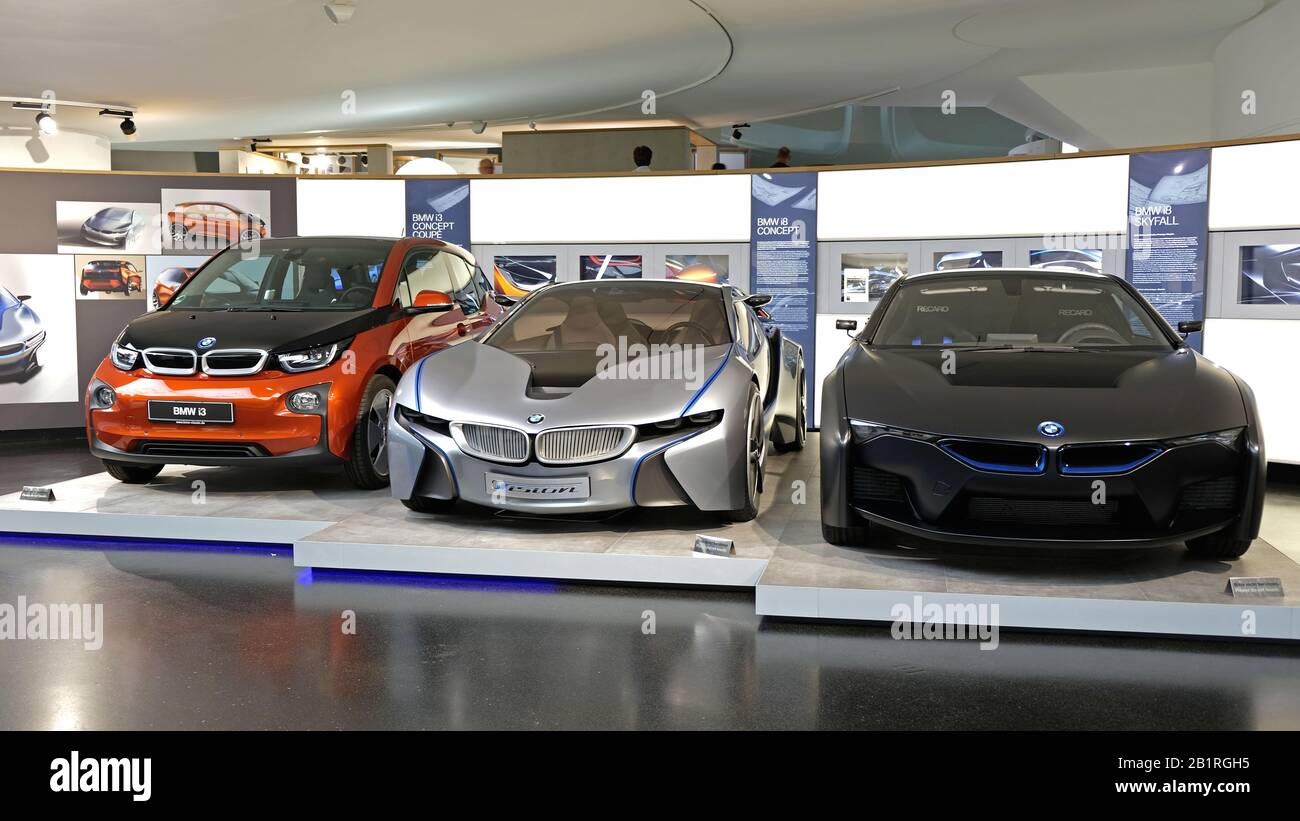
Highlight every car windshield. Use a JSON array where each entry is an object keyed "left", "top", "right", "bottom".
[
  {"left": 166, "top": 239, "right": 394, "bottom": 311},
  {"left": 488, "top": 282, "right": 732, "bottom": 352},
  {"left": 871, "top": 272, "right": 1173, "bottom": 349},
  {"left": 0, "top": 288, "right": 18, "bottom": 309}
]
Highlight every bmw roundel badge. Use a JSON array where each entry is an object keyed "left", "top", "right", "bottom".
[
  {"left": 527, "top": 413, "right": 545, "bottom": 424},
  {"left": 1037, "top": 420, "right": 1064, "bottom": 438},
  {"left": 197, "top": 336, "right": 217, "bottom": 350}
]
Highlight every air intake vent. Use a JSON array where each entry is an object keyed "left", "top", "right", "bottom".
[
  {"left": 535, "top": 425, "right": 633, "bottom": 465},
  {"left": 852, "top": 467, "right": 906, "bottom": 503},
  {"left": 451, "top": 422, "right": 529, "bottom": 464},
  {"left": 137, "top": 441, "right": 266, "bottom": 458},
  {"left": 939, "top": 439, "right": 1045, "bottom": 474},
  {"left": 1179, "top": 476, "right": 1239, "bottom": 510},
  {"left": 1059, "top": 443, "right": 1162, "bottom": 475}
]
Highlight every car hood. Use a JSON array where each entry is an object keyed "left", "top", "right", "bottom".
[
  {"left": 0, "top": 303, "right": 39, "bottom": 345},
  {"left": 119, "top": 307, "right": 389, "bottom": 354},
  {"left": 839, "top": 345, "right": 1248, "bottom": 443},
  {"left": 401, "top": 341, "right": 732, "bottom": 429},
  {"left": 88, "top": 209, "right": 133, "bottom": 230}
]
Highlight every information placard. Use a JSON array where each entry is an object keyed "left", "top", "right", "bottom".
[{"left": 405, "top": 180, "right": 471, "bottom": 246}]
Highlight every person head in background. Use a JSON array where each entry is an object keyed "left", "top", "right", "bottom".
[
  {"left": 478, "top": 158, "right": 495, "bottom": 175},
  {"left": 711, "top": 161, "right": 727, "bottom": 170},
  {"left": 772, "top": 147, "right": 791, "bottom": 168},
  {"left": 633, "top": 145, "right": 653, "bottom": 172}
]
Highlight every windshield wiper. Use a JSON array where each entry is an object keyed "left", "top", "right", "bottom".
[
  {"left": 225, "top": 306, "right": 306, "bottom": 312},
  {"left": 958, "top": 344, "right": 1087, "bottom": 353}
]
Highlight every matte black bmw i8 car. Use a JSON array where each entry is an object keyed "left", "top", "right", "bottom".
[{"left": 821, "top": 268, "right": 1264, "bottom": 558}]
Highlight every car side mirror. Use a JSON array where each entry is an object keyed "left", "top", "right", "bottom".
[
  {"left": 836, "top": 318, "right": 858, "bottom": 337},
  {"left": 493, "top": 293, "right": 518, "bottom": 307},
  {"left": 408, "top": 290, "right": 455, "bottom": 314},
  {"left": 16, "top": 294, "right": 31, "bottom": 302},
  {"left": 1177, "top": 320, "right": 1203, "bottom": 338},
  {"left": 744, "top": 294, "right": 773, "bottom": 308}
]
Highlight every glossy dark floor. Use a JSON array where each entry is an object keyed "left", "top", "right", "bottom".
[{"left": 0, "top": 435, "right": 1298, "bottom": 730}]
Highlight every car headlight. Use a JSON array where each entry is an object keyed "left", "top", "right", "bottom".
[
  {"left": 1165, "top": 428, "right": 1244, "bottom": 450},
  {"left": 110, "top": 341, "right": 140, "bottom": 371},
  {"left": 277, "top": 342, "right": 344, "bottom": 373},
  {"left": 24, "top": 330, "right": 45, "bottom": 350},
  {"left": 849, "top": 420, "right": 940, "bottom": 445}
]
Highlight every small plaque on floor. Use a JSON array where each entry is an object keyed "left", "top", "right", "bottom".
[
  {"left": 20, "top": 486, "right": 55, "bottom": 502},
  {"left": 694, "top": 535, "right": 734, "bottom": 557},
  {"left": 1226, "top": 576, "right": 1284, "bottom": 597}
]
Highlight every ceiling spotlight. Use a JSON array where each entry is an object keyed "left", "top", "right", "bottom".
[
  {"left": 730, "top": 123, "right": 750, "bottom": 141},
  {"left": 323, "top": 1, "right": 356, "bottom": 24},
  {"left": 529, "top": 120, "right": 537, "bottom": 131},
  {"left": 470, "top": 121, "right": 487, "bottom": 135},
  {"left": 119, "top": 118, "right": 136, "bottom": 136},
  {"left": 35, "top": 111, "right": 57, "bottom": 136}
]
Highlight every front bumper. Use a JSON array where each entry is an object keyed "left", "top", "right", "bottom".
[
  {"left": 0, "top": 334, "right": 43, "bottom": 374},
  {"left": 86, "top": 361, "right": 341, "bottom": 467},
  {"left": 841, "top": 432, "right": 1252, "bottom": 548},
  {"left": 389, "top": 408, "right": 726, "bottom": 514},
  {"left": 80, "top": 224, "right": 129, "bottom": 245}
]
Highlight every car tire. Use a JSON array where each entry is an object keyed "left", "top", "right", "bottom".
[
  {"left": 343, "top": 373, "right": 397, "bottom": 490},
  {"left": 169, "top": 223, "right": 187, "bottom": 243},
  {"left": 724, "top": 385, "right": 765, "bottom": 523},
  {"left": 401, "top": 496, "right": 456, "bottom": 514},
  {"left": 102, "top": 461, "right": 163, "bottom": 484},
  {"left": 1185, "top": 532, "right": 1252, "bottom": 559},
  {"left": 822, "top": 522, "right": 871, "bottom": 546},
  {"left": 775, "top": 364, "right": 807, "bottom": 452},
  {"left": 79, "top": 286, "right": 88, "bottom": 296}
]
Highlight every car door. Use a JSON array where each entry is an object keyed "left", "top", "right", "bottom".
[
  {"left": 395, "top": 249, "right": 471, "bottom": 363},
  {"left": 446, "top": 255, "right": 495, "bottom": 338},
  {"left": 735, "top": 299, "right": 771, "bottom": 397}
]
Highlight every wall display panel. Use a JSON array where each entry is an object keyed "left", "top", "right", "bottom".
[
  {"left": 161, "top": 188, "right": 273, "bottom": 252},
  {"left": 1203, "top": 318, "right": 1300, "bottom": 465},
  {"left": 654, "top": 244, "right": 746, "bottom": 290},
  {"left": 0, "top": 255, "right": 78, "bottom": 405},
  {"left": 55, "top": 201, "right": 162, "bottom": 256},
  {"left": 1209, "top": 139, "right": 1300, "bottom": 231},
  {"left": 922, "top": 239, "right": 1017, "bottom": 274},
  {"left": 469, "top": 175, "right": 750, "bottom": 244},
  {"left": 471, "top": 244, "right": 570, "bottom": 295},
  {"left": 816, "top": 241, "right": 920, "bottom": 315},
  {"left": 73, "top": 254, "right": 146, "bottom": 301},
  {"left": 1207, "top": 230, "right": 1300, "bottom": 320},
  {"left": 405, "top": 179, "right": 470, "bottom": 246},
  {"left": 296, "top": 179, "right": 404, "bottom": 238},
  {"left": 145, "top": 254, "right": 210, "bottom": 312},
  {"left": 818, "top": 155, "right": 1129, "bottom": 241},
  {"left": 580, "top": 253, "right": 643, "bottom": 280},
  {"left": 1013, "top": 237, "right": 1125, "bottom": 277}
]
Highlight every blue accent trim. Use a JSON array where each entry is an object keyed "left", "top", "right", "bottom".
[
  {"left": 0, "top": 531, "right": 289, "bottom": 555},
  {"left": 301, "top": 567, "right": 558, "bottom": 592},
  {"left": 413, "top": 355, "right": 429, "bottom": 413},
  {"left": 938, "top": 442, "right": 1047, "bottom": 475},
  {"left": 680, "top": 353, "right": 729, "bottom": 417},
  {"left": 630, "top": 429, "right": 707, "bottom": 505},
  {"left": 1059, "top": 447, "right": 1163, "bottom": 475}
]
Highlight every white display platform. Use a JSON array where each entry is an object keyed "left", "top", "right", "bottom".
[{"left": 1, "top": 450, "right": 1297, "bottom": 641}]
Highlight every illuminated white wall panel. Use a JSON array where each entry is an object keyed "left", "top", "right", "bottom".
[
  {"left": 1203, "top": 318, "right": 1300, "bottom": 465},
  {"left": 818, "top": 155, "right": 1128, "bottom": 240},
  {"left": 296, "top": 179, "right": 405, "bottom": 237},
  {"left": 1209, "top": 140, "right": 1300, "bottom": 230},
  {"left": 470, "top": 175, "right": 750, "bottom": 244}
]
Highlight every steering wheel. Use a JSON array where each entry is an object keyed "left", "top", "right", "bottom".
[
  {"left": 338, "top": 286, "right": 376, "bottom": 306},
  {"left": 1057, "top": 322, "right": 1126, "bottom": 346},
  {"left": 660, "top": 320, "right": 713, "bottom": 344}
]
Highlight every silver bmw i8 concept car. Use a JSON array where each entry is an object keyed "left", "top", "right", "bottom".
[{"left": 389, "top": 279, "right": 806, "bottom": 521}]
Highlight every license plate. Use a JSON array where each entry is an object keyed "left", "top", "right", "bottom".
[
  {"left": 484, "top": 472, "right": 590, "bottom": 501},
  {"left": 147, "top": 400, "right": 234, "bottom": 425}
]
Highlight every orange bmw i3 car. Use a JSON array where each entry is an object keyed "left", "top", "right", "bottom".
[
  {"left": 86, "top": 236, "right": 504, "bottom": 488},
  {"left": 167, "top": 201, "right": 269, "bottom": 246}
]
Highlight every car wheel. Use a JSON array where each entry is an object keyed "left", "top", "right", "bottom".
[
  {"left": 102, "top": 461, "right": 163, "bottom": 484},
  {"left": 343, "top": 374, "right": 396, "bottom": 489},
  {"left": 169, "top": 223, "right": 187, "bottom": 242},
  {"left": 1185, "top": 532, "right": 1252, "bottom": 559},
  {"left": 401, "top": 496, "right": 456, "bottom": 514},
  {"left": 776, "top": 365, "right": 807, "bottom": 452},
  {"left": 822, "top": 522, "right": 871, "bottom": 546},
  {"left": 79, "top": 286, "right": 88, "bottom": 296},
  {"left": 724, "top": 385, "right": 765, "bottom": 522}
]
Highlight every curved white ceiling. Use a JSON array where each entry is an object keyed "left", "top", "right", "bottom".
[{"left": 0, "top": 0, "right": 1276, "bottom": 150}]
